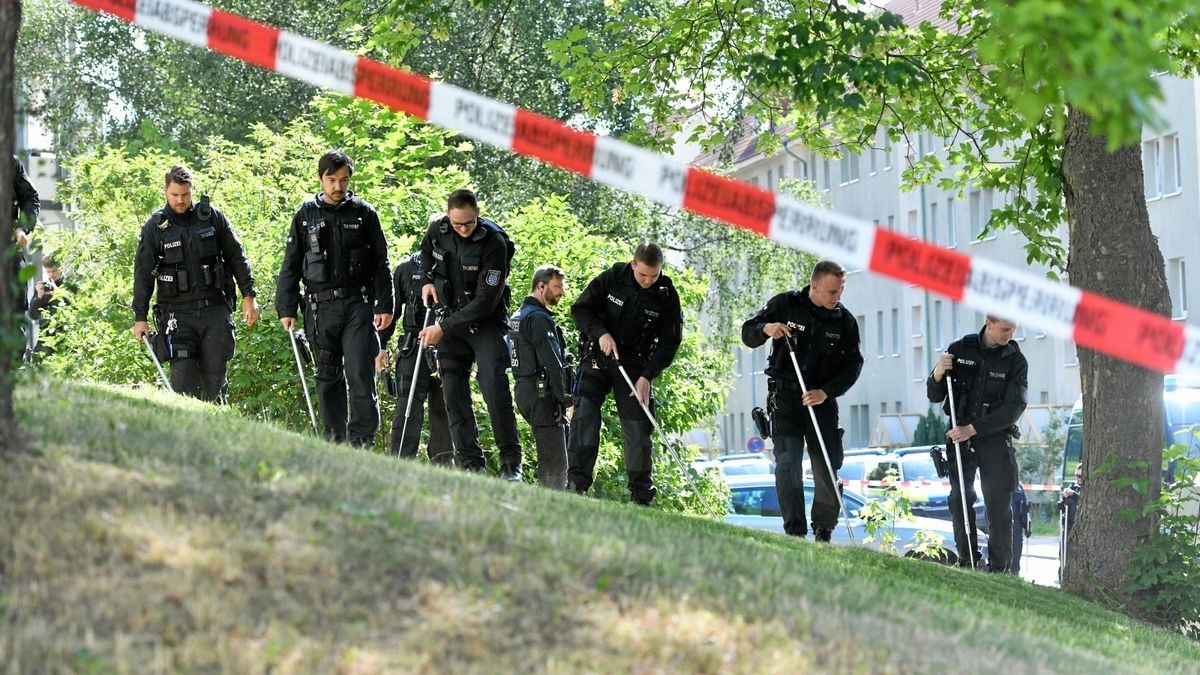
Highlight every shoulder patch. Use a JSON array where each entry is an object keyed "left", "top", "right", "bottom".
[{"left": 486, "top": 269, "right": 501, "bottom": 287}]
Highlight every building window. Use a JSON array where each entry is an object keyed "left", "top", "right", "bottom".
[
  {"left": 1169, "top": 257, "right": 1188, "bottom": 319},
  {"left": 1015, "top": 324, "right": 1027, "bottom": 341},
  {"left": 1040, "top": 391, "right": 1050, "bottom": 404},
  {"left": 946, "top": 198, "right": 958, "bottom": 247},
  {"left": 882, "top": 139, "right": 893, "bottom": 170},
  {"left": 1164, "top": 134, "right": 1182, "bottom": 196},
  {"left": 1144, "top": 138, "right": 1162, "bottom": 200},
  {"left": 870, "top": 146, "right": 879, "bottom": 175},
  {"left": 876, "top": 310, "right": 885, "bottom": 357},
  {"left": 911, "top": 305, "right": 923, "bottom": 338},
  {"left": 750, "top": 176, "right": 760, "bottom": 187},
  {"left": 778, "top": 164, "right": 786, "bottom": 182},
  {"left": 823, "top": 157, "right": 831, "bottom": 192},
  {"left": 934, "top": 300, "right": 944, "bottom": 348},
  {"left": 969, "top": 188, "right": 993, "bottom": 239},
  {"left": 1065, "top": 340, "right": 1079, "bottom": 366},
  {"left": 767, "top": 168, "right": 774, "bottom": 191},
  {"left": 887, "top": 214, "right": 895, "bottom": 231},
  {"left": 907, "top": 209, "right": 919, "bottom": 238},
  {"left": 913, "top": 344, "right": 924, "bottom": 381},
  {"left": 840, "top": 152, "right": 861, "bottom": 185},
  {"left": 951, "top": 303, "right": 961, "bottom": 338},
  {"left": 891, "top": 308, "right": 900, "bottom": 356},
  {"left": 929, "top": 201, "right": 939, "bottom": 245},
  {"left": 882, "top": 401, "right": 888, "bottom": 413},
  {"left": 795, "top": 159, "right": 807, "bottom": 180},
  {"left": 857, "top": 314, "right": 867, "bottom": 355}
]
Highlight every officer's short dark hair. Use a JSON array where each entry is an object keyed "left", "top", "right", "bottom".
[
  {"left": 318, "top": 150, "right": 354, "bottom": 178},
  {"left": 164, "top": 165, "right": 194, "bottom": 187},
  {"left": 531, "top": 265, "right": 565, "bottom": 292},
  {"left": 633, "top": 241, "right": 664, "bottom": 268},
  {"left": 447, "top": 189, "right": 479, "bottom": 212},
  {"left": 810, "top": 260, "right": 847, "bottom": 282}
]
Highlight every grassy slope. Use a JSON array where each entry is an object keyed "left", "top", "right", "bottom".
[{"left": 1, "top": 378, "right": 1197, "bottom": 674}]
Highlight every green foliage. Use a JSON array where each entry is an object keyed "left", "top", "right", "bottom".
[
  {"left": 1124, "top": 444, "right": 1200, "bottom": 638},
  {"left": 17, "top": 0, "right": 346, "bottom": 154},
  {"left": 912, "top": 406, "right": 944, "bottom": 446},
  {"left": 1016, "top": 408, "right": 1068, "bottom": 486}
]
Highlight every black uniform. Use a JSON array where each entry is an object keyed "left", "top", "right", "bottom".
[
  {"left": 276, "top": 192, "right": 392, "bottom": 445},
  {"left": 133, "top": 198, "right": 255, "bottom": 402},
  {"left": 567, "top": 263, "right": 682, "bottom": 504},
  {"left": 927, "top": 329, "right": 1028, "bottom": 572},
  {"left": 509, "top": 295, "right": 571, "bottom": 489},
  {"left": 741, "top": 286, "right": 863, "bottom": 538},
  {"left": 11, "top": 156, "right": 40, "bottom": 313},
  {"left": 379, "top": 253, "right": 451, "bottom": 463},
  {"left": 1009, "top": 483, "right": 1031, "bottom": 574},
  {"left": 419, "top": 215, "right": 522, "bottom": 473}
]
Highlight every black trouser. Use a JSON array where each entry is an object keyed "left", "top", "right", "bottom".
[
  {"left": 567, "top": 359, "right": 655, "bottom": 504},
  {"left": 307, "top": 295, "right": 380, "bottom": 446},
  {"left": 437, "top": 322, "right": 522, "bottom": 471},
  {"left": 947, "top": 435, "right": 1017, "bottom": 570},
  {"left": 514, "top": 377, "right": 568, "bottom": 489},
  {"left": 156, "top": 303, "right": 236, "bottom": 403},
  {"left": 391, "top": 338, "right": 452, "bottom": 464},
  {"left": 771, "top": 389, "right": 843, "bottom": 536},
  {"left": 1010, "top": 498, "right": 1025, "bottom": 574}
]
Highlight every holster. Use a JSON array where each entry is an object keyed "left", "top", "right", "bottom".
[
  {"left": 399, "top": 331, "right": 419, "bottom": 358},
  {"left": 294, "top": 329, "right": 314, "bottom": 365}
]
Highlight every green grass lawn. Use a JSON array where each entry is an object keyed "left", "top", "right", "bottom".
[{"left": 3, "top": 377, "right": 1198, "bottom": 673}]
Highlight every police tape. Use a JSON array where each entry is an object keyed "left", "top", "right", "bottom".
[
  {"left": 840, "top": 479, "right": 1062, "bottom": 491},
  {"left": 71, "top": 0, "right": 1200, "bottom": 376}
]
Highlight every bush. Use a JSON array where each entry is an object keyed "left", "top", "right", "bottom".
[{"left": 1123, "top": 444, "right": 1200, "bottom": 637}]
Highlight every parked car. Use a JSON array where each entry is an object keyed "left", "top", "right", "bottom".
[
  {"left": 724, "top": 474, "right": 986, "bottom": 564},
  {"left": 694, "top": 453, "right": 775, "bottom": 477},
  {"left": 819, "top": 447, "right": 989, "bottom": 532}
]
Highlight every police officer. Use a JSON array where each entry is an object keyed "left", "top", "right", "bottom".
[
  {"left": 741, "top": 260, "right": 863, "bottom": 541},
  {"left": 10, "top": 155, "right": 39, "bottom": 314},
  {"left": 378, "top": 251, "right": 452, "bottom": 464},
  {"left": 928, "top": 315, "right": 1028, "bottom": 572},
  {"left": 1010, "top": 482, "right": 1032, "bottom": 574},
  {"left": 417, "top": 189, "right": 523, "bottom": 478},
  {"left": 131, "top": 165, "right": 259, "bottom": 402},
  {"left": 567, "top": 242, "right": 682, "bottom": 505},
  {"left": 277, "top": 150, "right": 393, "bottom": 446},
  {"left": 510, "top": 265, "right": 571, "bottom": 489}
]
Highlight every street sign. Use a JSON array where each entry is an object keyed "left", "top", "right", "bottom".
[{"left": 747, "top": 435, "right": 765, "bottom": 453}]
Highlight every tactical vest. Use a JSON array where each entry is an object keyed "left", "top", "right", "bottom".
[
  {"left": 429, "top": 216, "right": 512, "bottom": 318},
  {"left": 153, "top": 196, "right": 228, "bottom": 301},
  {"left": 298, "top": 196, "right": 373, "bottom": 289},
  {"left": 945, "top": 333, "right": 1020, "bottom": 429},
  {"left": 767, "top": 291, "right": 855, "bottom": 387},
  {"left": 399, "top": 254, "right": 426, "bottom": 332},
  {"left": 508, "top": 300, "right": 564, "bottom": 378},
  {"left": 604, "top": 276, "right": 672, "bottom": 364}
]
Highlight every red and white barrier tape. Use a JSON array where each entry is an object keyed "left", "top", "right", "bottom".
[
  {"left": 72, "top": 0, "right": 1200, "bottom": 375},
  {"left": 841, "top": 479, "right": 1061, "bottom": 492}
]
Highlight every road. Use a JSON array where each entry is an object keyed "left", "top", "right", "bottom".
[{"left": 1014, "top": 535, "right": 1060, "bottom": 587}]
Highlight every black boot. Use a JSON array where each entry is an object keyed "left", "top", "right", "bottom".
[
  {"left": 500, "top": 464, "right": 523, "bottom": 482},
  {"left": 814, "top": 528, "right": 833, "bottom": 543}
]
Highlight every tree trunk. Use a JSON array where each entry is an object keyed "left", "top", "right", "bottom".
[
  {"left": 1061, "top": 105, "right": 1168, "bottom": 609},
  {"left": 0, "top": 0, "right": 22, "bottom": 454}
]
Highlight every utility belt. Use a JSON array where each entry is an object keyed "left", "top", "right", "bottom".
[
  {"left": 156, "top": 296, "right": 225, "bottom": 312},
  {"left": 767, "top": 379, "right": 805, "bottom": 393},
  {"left": 306, "top": 286, "right": 370, "bottom": 305}
]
